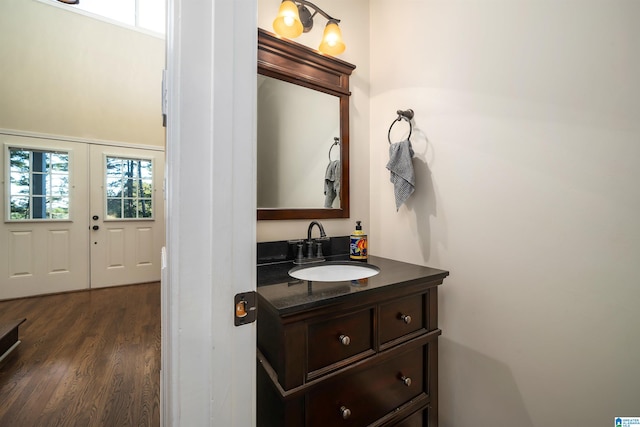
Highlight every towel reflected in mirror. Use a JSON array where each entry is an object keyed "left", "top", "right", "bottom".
[{"left": 324, "top": 160, "right": 340, "bottom": 208}]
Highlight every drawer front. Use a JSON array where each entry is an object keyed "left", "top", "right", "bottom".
[
  {"left": 393, "top": 408, "right": 428, "bottom": 427},
  {"left": 379, "top": 294, "right": 425, "bottom": 345},
  {"left": 307, "top": 308, "right": 374, "bottom": 375},
  {"left": 307, "top": 346, "right": 425, "bottom": 427}
]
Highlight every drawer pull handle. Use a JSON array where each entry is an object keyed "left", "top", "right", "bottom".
[
  {"left": 339, "top": 334, "right": 351, "bottom": 346},
  {"left": 400, "top": 314, "right": 412, "bottom": 324},
  {"left": 400, "top": 375, "right": 412, "bottom": 387},
  {"left": 340, "top": 406, "right": 352, "bottom": 420}
]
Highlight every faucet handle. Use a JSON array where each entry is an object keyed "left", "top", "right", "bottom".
[
  {"left": 306, "top": 240, "right": 314, "bottom": 259},
  {"left": 316, "top": 242, "right": 324, "bottom": 258},
  {"left": 296, "top": 243, "right": 304, "bottom": 263}
]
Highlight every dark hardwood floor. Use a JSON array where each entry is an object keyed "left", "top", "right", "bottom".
[{"left": 0, "top": 282, "right": 161, "bottom": 427}]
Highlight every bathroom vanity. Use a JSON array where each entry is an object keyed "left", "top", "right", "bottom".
[{"left": 257, "top": 254, "right": 449, "bottom": 426}]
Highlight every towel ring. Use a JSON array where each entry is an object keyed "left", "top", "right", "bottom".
[
  {"left": 388, "top": 109, "right": 414, "bottom": 144},
  {"left": 329, "top": 137, "right": 340, "bottom": 161}
]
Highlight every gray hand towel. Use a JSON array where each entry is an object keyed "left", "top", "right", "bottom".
[
  {"left": 386, "top": 139, "right": 415, "bottom": 210},
  {"left": 324, "top": 160, "right": 340, "bottom": 208}
]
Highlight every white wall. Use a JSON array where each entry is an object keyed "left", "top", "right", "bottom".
[
  {"left": 256, "top": 0, "right": 371, "bottom": 241},
  {"left": 370, "top": 0, "right": 640, "bottom": 425},
  {"left": 0, "top": 0, "right": 165, "bottom": 146}
]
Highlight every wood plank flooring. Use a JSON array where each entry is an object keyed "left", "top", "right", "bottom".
[{"left": 0, "top": 283, "right": 160, "bottom": 427}]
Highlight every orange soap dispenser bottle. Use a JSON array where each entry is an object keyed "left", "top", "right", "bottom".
[{"left": 350, "top": 221, "right": 368, "bottom": 261}]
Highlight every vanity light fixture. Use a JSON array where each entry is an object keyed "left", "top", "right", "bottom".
[{"left": 272, "top": 0, "right": 346, "bottom": 55}]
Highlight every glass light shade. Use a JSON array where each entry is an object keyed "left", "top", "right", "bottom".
[
  {"left": 273, "top": 1, "right": 303, "bottom": 38},
  {"left": 318, "top": 21, "right": 345, "bottom": 56}
]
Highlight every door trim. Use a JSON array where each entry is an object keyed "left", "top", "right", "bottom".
[
  {"left": 0, "top": 128, "right": 165, "bottom": 153},
  {"left": 163, "top": 0, "right": 257, "bottom": 424}
]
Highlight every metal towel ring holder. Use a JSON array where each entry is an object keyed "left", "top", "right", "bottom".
[
  {"left": 387, "top": 109, "right": 414, "bottom": 144},
  {"left": 329, "top": 137, "right": 340, "bottom": 161}
]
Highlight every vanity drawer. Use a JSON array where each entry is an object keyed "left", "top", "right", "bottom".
[
  {"left": 379, "top": 293, "right": 425, "bottom": 346},
  {"left": 307, "top": 308, "right": 374, "bottom": 376},
  {"left": 306, "top": 345, "right": 425, "bottom": 427},
  {"left": 394, "top": 407, "right": 429, "bottom": 427}
]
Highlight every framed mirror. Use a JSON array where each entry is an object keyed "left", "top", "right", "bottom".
[{"left": 257, "top": 28, "right": 356, "bottom": 220}]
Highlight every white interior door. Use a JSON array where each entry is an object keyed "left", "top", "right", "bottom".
[
  {"left": 0, "top": 136, "right": 89, "bottom": 300},
  {"left": 89, "top": 145, "right": 165, "bottom": 288}
]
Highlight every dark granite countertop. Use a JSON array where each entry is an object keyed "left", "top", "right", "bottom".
[{"left": 257, "top": 255, "right": 449, "bottom": 316}]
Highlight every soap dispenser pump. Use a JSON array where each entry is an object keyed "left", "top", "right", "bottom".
[{"left": 350, "top": 221, "right": 368, "bottom": 261}]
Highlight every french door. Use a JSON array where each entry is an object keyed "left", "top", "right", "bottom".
[
  {"left": 1, "top": 136, "right": 88, "bottom": 299},
  {"left": 89, "top": 145, "right": 164, "bottom": 288},
  {"left": 0, "top": 135, "right": 164, "bottom": 300}
]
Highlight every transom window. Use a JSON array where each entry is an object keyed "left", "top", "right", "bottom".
[
  {"left": 105, "top": 156, "right": 153, "bottom": 220},
  {"left": 8, "top": 148, "right": 70, "bottom": 220},
  {"left": 49, "top": 0, "right": 166, "bottom": 35}
]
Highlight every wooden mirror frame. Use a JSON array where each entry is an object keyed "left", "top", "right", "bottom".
[{"left": 257, "top": 28, "right": 356, "bottom": 220}]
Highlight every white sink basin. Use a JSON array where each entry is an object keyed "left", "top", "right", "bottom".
[{"left": 289, "top": 261, "right": 380, "bottom": 282}]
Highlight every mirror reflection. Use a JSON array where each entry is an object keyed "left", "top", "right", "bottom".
[{"left": 257, "top": 75, "right": 341, "bottom": 209}]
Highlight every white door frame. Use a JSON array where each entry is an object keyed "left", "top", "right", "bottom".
[{"left": 163, "top": 0, "right": 257, "bottom": 425}]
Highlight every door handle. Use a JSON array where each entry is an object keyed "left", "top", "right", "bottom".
[
  {"left": 92, "top": 225, "right": 99, "bottom": 230},
  {"left": 92, "top": 215, "right": 99, "bottom": 220}
]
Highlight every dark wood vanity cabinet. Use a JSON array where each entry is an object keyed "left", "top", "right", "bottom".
[{"left": 257, "top": 257, "right": 448, "bottom": 427}]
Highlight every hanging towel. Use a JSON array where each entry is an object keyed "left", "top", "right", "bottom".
[
  {"left": 324, "top": 160, "right": 340, "bottom": 208},
  {"left": 386, "top": 139, "right": 415, "bottom": 210}
]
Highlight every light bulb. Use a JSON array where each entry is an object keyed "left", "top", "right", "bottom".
[
  {"left": 273, "top": 1, "right": 303, "bottom": 38},
  {"left": 319, "top": 21, "right": 345, "bottom": 55}
]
